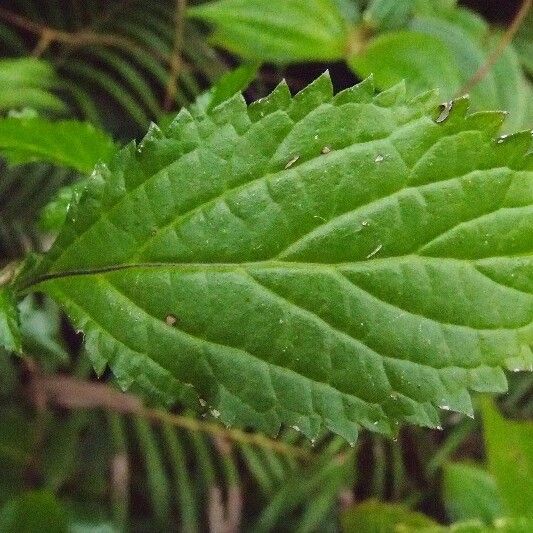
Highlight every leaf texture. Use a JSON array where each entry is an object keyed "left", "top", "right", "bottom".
[{"left": 17, "top": 74, "right": 533, "bottom": 442}]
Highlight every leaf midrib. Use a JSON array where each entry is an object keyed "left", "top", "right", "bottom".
[
  {"left": 28, "top": 255, "right": 533, "bottom": 333},
  {"left": 44, "top": 110, "right": 426, "bottom": 273}
]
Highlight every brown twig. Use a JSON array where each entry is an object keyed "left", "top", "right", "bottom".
[
  {"left": 164, "top": 0, "right": 187, "bottom": 111},
  {"left": 32, "top": 373, "right": 313, "bottom": 460},
  {"left": 0, "top": 6, "right": 170, "bottom": 65},
  {"left": 456, "top": 0, "right": 531, "bottom": 97},
  {"left": 208, "top": 486, "right": 242, "bottom": 533}
]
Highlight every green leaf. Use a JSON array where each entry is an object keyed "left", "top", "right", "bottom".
[
  {"left": 0, "top": 490, "right": 68, "bottom": 533},
  {"left": 333, "top": 0, "right": 361, "bottom": 24},
  {"left": 18, "top": 295, "right": 69, "bottom": 367},
  {"left": 413, "top": 0, "right": 457, "bottom": 16},
  {"left": 481, "top": 399, "right": 533, "bottom": 519},
  {"left": 347, "top": 31, "right": 462, "bottom": 97},
  {"left": 341, "top": 500, "right": 438, "bottom": 532},
  {"left": 348, "top": 6, "right": 530, "bottom": 130},
  {"left": 513, "top": 8, "right": 533, "bottom": 76},
  {"left": 0, "top": 58, "right": 66, "bottom": 114},
  {"left": 208, "top": 62, "right": 260, "bottom": 111},
  {"left": 409, "top": 11, "right": 530, "bottom": 131},
  {"left": 0, "top": 406, "right": 35, "bottom": 503},
  {"left": 363, "top": 0, "right": 416, "bottom": 31},
  {"left": 0, "top": 117, "right": 116, "bottom": 174},
  {"left": 188, "top": 0, "right": 349, "bottom": 63},
  {"left": 16, "top": 75, "right": 533, "bottom": 442},
  {"left": 0, "top": 287, "right": 21, "bottom": 353},
  {"left": 442, "top": 462, "right": 504, "bottom": 524},
  {"left": 191, "top": 63, "right": 261, "bottom": 115}
]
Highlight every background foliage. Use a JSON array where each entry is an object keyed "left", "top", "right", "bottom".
[{"left": 0, "top": 0, "right": 532, "bottom": 531}]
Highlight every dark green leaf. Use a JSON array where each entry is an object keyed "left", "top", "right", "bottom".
[
  {"left": 442, "top": 462, "right": 503, "bottom": 524},
  {"left": 341, "top": 500, "right": 438, "bottom": 532},
  {"left": 0, "top": 490, "right": 68, "bottom": 533},
  {"left": 17, "top": 75, "right": 533, "bottom": 442},
  {"left": 0, "top": 286, "right": 21, "bottom": 353}
]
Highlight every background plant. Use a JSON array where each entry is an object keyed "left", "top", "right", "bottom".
[{"left": 0, "top": 1, "right": 532, "bottom": 532}]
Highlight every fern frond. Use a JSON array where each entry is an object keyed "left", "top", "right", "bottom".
[{"left": 0, "top": 0, "right": 226, "bottom": 134}]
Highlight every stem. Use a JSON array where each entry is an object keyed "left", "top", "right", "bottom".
[
  {"left": 32, "top": 372, "right": 313, "bottom": 459},
  {"left": 164, "top": 0, "right": 187, "bottom": 111},
  {"left": 0, "top": 6, "right": 170, "bottom": 65},
  {"left": 456, "top": 0, "right": 531, "bottom": 97}
]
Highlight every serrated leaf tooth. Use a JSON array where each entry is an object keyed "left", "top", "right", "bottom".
[
  {"left": 333, "top": 75, "right": 375, "bottom": 105},
  {"left": 464, "top": 110, "right": 507, "bottom": 136},
  {"left": 505, "top": 344, "right": 533, "bottom": 372},
  {"left": 248, "top": 79, "right": 292, "bottom": 121},
  {"left": 90, "top": 160, "right": 111, "bottom": 180},
  {"left": 139, "top": 122, "right": 163, "bottom": 149},
  {"left": 398, "top": 399, "right": 441, "bottom": 429},
  {"left": 288, "top": 71, "right": 333, "bottom": 121},
  {"left": 492, "top": 130, "right": 533, "bottom": 168},
  {"left": 209, "top": 91, "right": 250, "bottom": 134},
  {"left": 408, "top": 89, "right": 440, "bottom": 113},
  {"left": 438, "top": 388, "right": 474, "bottom": 418},
  {"left": 468, "top": 366, "right": 507, "bottom": 393},
  {"left": 166, "top": 107, "right": 196, "bottom": 139},
  {"left": 373, "top": 80, "right": 406, "bottom": 107}
]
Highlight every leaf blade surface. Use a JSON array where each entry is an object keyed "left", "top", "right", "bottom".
[{"left": 19, "top": 76, "right": 533, "bottom": 440}]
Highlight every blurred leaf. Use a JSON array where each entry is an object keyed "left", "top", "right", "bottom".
[
  {"left": 348, "top": 31, "right": 461, "bottom": 96},
  {"left": 0, "top": 406, "right": 34, "bottom": 505},
  {"left": 333, "top": 0, "right": 361, "bottom": 24},
  {"left": 255, "top": 437, "right": 352, "bottom": 531},
  {"left": 0, "top": 286, "right": 20, "bottom": 353},
  {"left": 0, "top": 4, "right": 226, "bottom": 134},
  {"left": 363, "top": 0, "right": 416, "bottom": 30},
  {"left": 18, "top": 295, "right": 68, "bottom": 366},
  {"left": 0, "top": 58, "right": 65, "bottom": 114},
  {"left": 412, "top": 0, "right": 457, "bottom": 16},
  {"left": 188, "top": 0, "right": 349, "bottom": 63},
  {"left": 410, "top": 11, "right": 530, "bottom": 130},
  {"left": 442, "top": 462, "right": 503, "bottom": 524},
  {"left": 341, "top": 500, "right": 438, "bottom": 532},
  {"left": 513, "top": 8, "right": 533, "bottom": 76},
  {"left": 481, "top": 399, "right": 533, "bottom": 519},
  {"left": 0, "top": 490, "right": 68, "bottom": 533},
  {"left": 133, "top": 418, "right": 172, "bottom": 527},
  {"left": 0, "top": 118, "right": 115, "bottom": 174},
  {"left": 0, "top": 350, "right": 16, "bottom": 395},
  {"left": 208, "top": 62, "right": 260, "bottom": 110}
]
